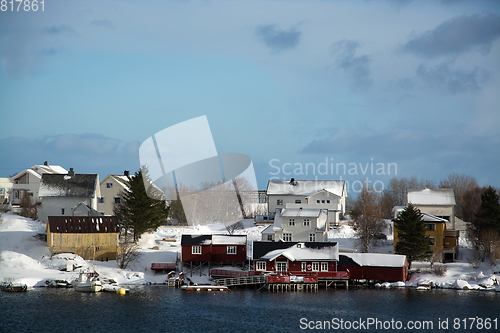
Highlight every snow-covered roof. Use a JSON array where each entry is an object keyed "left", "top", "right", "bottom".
[
  {"left": 212, "top": 235, "right": 247, "bottom": 245},
  {"left": 258, "top": 243, "right": 339, "bottom": 262},
  {"left": 407, "top": 188, "right": 456, "bottom": 206},
  {"left": 101, "top": 174, "right": 130, "bottom": 190},
  {"left": 39, "top": 174, "right": 98, "bottom": 197},
  {"left": 342, "top": 253, "right": 406, "bottom": 267},
  {"left": 261, "top": 225, "right": 275, "bottom": 234},
  {"left": 266, "top": 180, "right": 345, "bottom": 197},
  {"left": 11, "top": 165, "right": 67, "bottom": 182},
  {"left": 280, "top": 208, "right": 322, "bottom": 218}
]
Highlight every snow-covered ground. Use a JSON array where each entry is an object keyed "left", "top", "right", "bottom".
[{"left": 1, "top": 212, "right": 499, "bottom": 291}]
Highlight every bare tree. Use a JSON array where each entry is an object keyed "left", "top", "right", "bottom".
[
  {"left": 19, "top": 191, "right": 37, "bottom": 220},
  {"left": 351, "top": 186, "right": 386, "bottom": 253},
  {"left": 116, "top": 242, "right": 141, "bottom": 269},
  {"left": 439, "top": 173, "right": 478, "bottom": 220}
]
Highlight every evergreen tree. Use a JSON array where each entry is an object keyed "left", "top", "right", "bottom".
[
  {"left": 114, "top": 170, "right": 170, "bottom": 242},
  {"left": 394, "top": 204, "right": 431, "bottom": 269},
  {"left": 474, "top": 186, "right": 500, "bottom": 232}
]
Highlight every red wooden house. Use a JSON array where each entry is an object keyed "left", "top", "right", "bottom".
[
  {"left": 337, "top": 253, "right": 408, "bottom": 282},
  {"left": 181, "top": 234, "right": 247, "bottom": 263}
]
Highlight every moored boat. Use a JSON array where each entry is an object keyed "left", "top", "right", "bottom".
[
  {"left": 1, "top": 282, "right": 28, "bottom": 292},
  {"left": 73, "top": 271, "right": 102, "bottom": 292}
]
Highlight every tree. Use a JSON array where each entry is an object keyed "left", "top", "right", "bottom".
[
  {"left": 394, "top": 204, "right": 431, "bottom": 269},
  {"left": 468, "top": 186, "right": 500, "bottom": 264},
  {"left": 351, "top": 187, "right": 386, "bottom": 253},
  {"left": 462, "top": 186, "right": 486, "bottom": 223},
  {"left": 19, "top": 191, "right": 37, "bottom": 220},
  {"left": 114, "top": 170, "right": 170, "bottom": 242},
  {"left": 439, "top": 173, "right": 478, "bottom": 220},
  {"left": 116, "top": 242, "right": 141, "bottom": 269}
]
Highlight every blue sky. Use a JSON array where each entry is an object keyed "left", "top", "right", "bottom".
[{"left": 1, "top": 0, "right": 499, "bottom": 192}]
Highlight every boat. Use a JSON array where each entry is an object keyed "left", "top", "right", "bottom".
[
  {"left": 73, "top": 271, "right": 102, "bottom": 292},
  {"left": 0, "top": 282, "right": 28, "bottom": 292},
  {"left": 181, "top": 285, "right": 227, "bottom": 291}
]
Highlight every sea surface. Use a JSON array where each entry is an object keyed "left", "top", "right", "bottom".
[{"left": 0, "top": 286, "right": 498, "bottom": 333}]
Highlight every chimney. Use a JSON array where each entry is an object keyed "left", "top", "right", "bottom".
[
  {"left": 44, "top": 161, "right": 49, "bottom": 166},
  {"left": 68, "top": 167, "right": 75, "bottom": 177},
  {"left": 124, "top": 170, "right": 130, "bottom": 177},
  {"left": 290, "top": 178, "right": 297, "bottom": 186}
]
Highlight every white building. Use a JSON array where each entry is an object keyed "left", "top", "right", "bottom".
[
  {"left": 406, "top": 188, "right": 456, "bottom": 229},
  {"left": 37, "top": 168, "right": 100, "bottom": 222},
  {"left": 97, "top": 171, "right": 130, "bottom": 216},
  {"left": 0, "top": 177, "right": 13, "bottom": 204},
  {"left": 266, "top": 179, "right": 347, "bottom": 226},
  {"left": 261, "top": 208, "right": 329, "bottom": 242}
]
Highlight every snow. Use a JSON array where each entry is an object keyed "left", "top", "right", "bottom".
[
  {"left": 281, "top": 208, "right": 322, "bottom": 218},
  {"left": 267, "top": 180, "right": 345, "bottom": 197},
  {"left": 259, "top": 243, "right": 339, "bottom": 261},
  {"left": 1, "top": 212, "right": 499, "bottom": 293},
  {"left": 407, "top": 188, "right": 456, "bottom": 206},
  {"left": 343, "top": 252, "right": 406, "bottom": 267}
]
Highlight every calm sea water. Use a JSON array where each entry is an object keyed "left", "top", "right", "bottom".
[{"left": 0, "top": 286, "right": 498, "bottom": 333}]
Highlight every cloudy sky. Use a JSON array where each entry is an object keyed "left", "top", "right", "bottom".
[{"left": 1, "top": 0, "right": 499, "bottom": 192}]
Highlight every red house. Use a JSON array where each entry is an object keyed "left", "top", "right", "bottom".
[
  {"left": 337, "top": 253, "right": 408, "bottom": 282},
  {"left": 181, "top": 234, "right": 247, "bottom": 263}
]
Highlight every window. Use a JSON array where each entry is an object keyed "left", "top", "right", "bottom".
[
  {"left": 277, "top": 199, "right": 283, "bottom": 205},
  {"left": 276, "top": 262, "right": 287, "bottom": 272},
  {"left": 327, "top": 200, "right": 330, "bottom": 204},
  {"left": 14, "top": 190, "right": 19, "bottom": 199},
  {"left": 303, "top": 219, "right": 310, "bottom": 227},
  {"left": 98, "top": 197, "right": 104, "bottom": 204},
  {"left": 227, "top": 246, "right": 236, "bottom": 254},
  {"left": 429, "top": 237, "right": 436, "bottom": 246},
  {"left": 106, "top": 182, "right": 113, "bottom": 189},
  {"left": 192, "top": 246, "right": 201, "bottom": 254},
  {"left": 289, "top": 218, "right": 295, "bottom": 226},
  {"left": 426, "top": 223, "right": 436, "bottom": 231},
  {"left": 322, "top": 200, "right": 325, "bottom": 203},
  {"left": 316, "top": 200, "right": 320, "bottom": 203},
  {"left": 309, "top": 233, "right": 315, "bottom": 242},
  {"left": 267, "top": 234, "right": 273, "bottom": 241},
  {"left": 301, "top": 262, "right": 307, "bottom": 272},
  {"left": 295, "top": 199, "right": 301, "bottom": 204},
  {"left": 256, "top": 261, "right": 266, "bottom": 271},
  {"left": 312, "top": 262, "right": 319, "bottom": 271},
  {"left": 321, "top": 262, "right": 328, "bottom": 272},
  {"left": 114, "top": 197, "right": 121, "bottom": 204},
  {"left": 283, "top": 233, "right": 292, "bottom": 242},
  {"left": 28, "top": 192, "right": 33, "bottom": 197},
  {"left": 61, "top": 208, "right": 65, "bottom": 215}
]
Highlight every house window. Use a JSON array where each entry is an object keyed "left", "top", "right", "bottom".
[
  {"left": 301, "top": 262, "right": 307, "bottom": 271},
  {"left": 267, "top": 234, "right": 273, "bottom": 241},
  {"left": 295, "top": 199, "right": 301, "bottom": 204},
  {"left": 322, "top": 200, "right": 325, "bottom": 203},
  {"left": 114, "top": 197, "right": 121, "bottom": 204},
  {"left": 192, "top": 246, "right": 201, "bottom": 254},
  {"left": 303, "top": 219, "right": 310, "bottom": 227},
  {"left": 327, "top": 200, "right": 330, "bottom": 204},
  {"left": 283, "top": 233, "right": 292, "bottom": 242},
  {"left": 227, "top": 246, "right": 236, "bottom": 254},
  {"left": 256, "top": 261, "right": 266, "bottom": 271},
  {"left": 277, "top": 199, "right": 283, "bottom": 206},
  {"left": 276, "top": 262, "right": 287, "bottom": 272},
  {"left": 28, "top": 192, "right": 33, "bottom": 197},
  {"left": 321, "top": 262, "right": 328, "bottom": 272},
  {"left": 316, "top": 200, "right": 320, "bottom": 203},
  {"left": 61, "top": 208, "right": 65, "bottom": 215},
  {"left": 289, "top": 218, "right": 295, "bottom": 226},
  {"left": 429, "top": 237, "right": 436, "bottom": 246},
  {"left": 312, "top": 262, "right": 319, "bottom": 271},
  {"left": 98, "top": 197, "right": 104, "bottom": 204},
  {"left": 106, "top": 182, "right": 113, "bottom": 189},
  {"left": 14, "top": 190, "right": 19, "bottom": 199},
  {"left": 426, "top": 223, "right": 436, "bottom": 231},
  {"left": 309, "top": 233, "right": 315, "bottom": 242}
]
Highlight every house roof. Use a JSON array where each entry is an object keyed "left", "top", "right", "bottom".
[
  {"left": 252, "top": 241, "right": 338, "bottom": 260},
  {"left": 339, "top": 253, "right": 407, "bottom": 267},
  {"left": 266, "top": 180, "right": 345, "bottom": 197},
  {"left": 256, "top": 242, "right": 339, "bottom": 262},
  {"left": 280, "top": 208, "right": 323, "bottom": 218},
  {"left": 101, "top": 174, "right": 130, "bottom": 190},
  {"left": 39, "top": 174, "right": 98, "bottom": 197},
  {"left": 47, "top": 216, "right": 118, "bottom": 233},
  {"left": 407, "top": 188, "right": 456, "bottom": 206},
  {"left": 393, "top": 207, "right": 449, "bottom": 223},
  {"left": 11, "top": 164, "right": 67, "bottom": 181},
  {"left": 181, "top": 234, "right": 247, "bottom": 246}
]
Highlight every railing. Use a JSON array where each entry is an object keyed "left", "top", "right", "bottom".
[
  {"left": 151, "top": 263, "right": 176, "bottom": 271},
  {"left": 213, "top": 275, "right": 267, "bottom": 286},
  {"left": 210, "top": 269, "right": 260, "bottom": 277}
]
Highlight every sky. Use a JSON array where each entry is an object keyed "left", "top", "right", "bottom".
[{"left": 1, "top": 0, "right": 499, "bottom": 193}]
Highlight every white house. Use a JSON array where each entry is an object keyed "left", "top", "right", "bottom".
[
  {"left": 261, "top": 208, "right": 329, "bottom": 242},
  {"left": 37, "top": 168, "right": 100, "bottom": 222},
  {"left": 97, "top": 171, "right": 130, "bottom": 216},
  {"left": 9, "top": 162, "right": 67, "bottom": 211},
  {"left": 266, "top": 179, "right": 346, "bottom": 226},
  {"left": 0, "top": 177, "right": 13, "bottom": 204},
  {"left": 406, "top": 188, "right": 457, "bottom": 229}
]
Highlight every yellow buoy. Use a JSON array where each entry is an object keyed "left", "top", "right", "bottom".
[{"left": 118, "top": 288, "right": 127, "bottom": 295}]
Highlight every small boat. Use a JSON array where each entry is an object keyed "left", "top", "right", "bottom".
[
  {"left": 181, "top": 285, "right": 227, "bottom": 291},
  {"left": 73, "top": 271, "right": 102, "bottom": 292},
  {"left": 0, "top": 282, "right": 28, "bottom": 292}
]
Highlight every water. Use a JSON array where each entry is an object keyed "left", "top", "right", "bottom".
[{"left": 0, "top": 286, "right": 498, "bottom": 333}]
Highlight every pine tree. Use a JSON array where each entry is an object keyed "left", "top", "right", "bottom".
[
  {"left": 114, "top": 170, "right": 170, "bottom": 242},
  {"left": 474, "top": 186, "right": 500, "bottom": 232},
  {"left": 394, "top": 204, "right": 431, "bottom": 269}
]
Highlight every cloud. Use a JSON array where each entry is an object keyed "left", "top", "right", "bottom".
[
  {"left": 255, "top": 24, "right": 301, "bottom": 53},
  {"left": 91, "top": 19, "right": 114, "bottom": 29},
  {"left": 416, "top": 63, "right": 490, "bottom": 94},
  {"left": 43, "top": 25, "right": 78, "bottom": 36},
  {"left": 0, "top": 134, "right": 141, "bottom": 177},
  {"left": 402, "top": 13, "right": 500, "bottom": 58},
  {"left": 331, "top": 40, "right": 372, "bottom": 90}
]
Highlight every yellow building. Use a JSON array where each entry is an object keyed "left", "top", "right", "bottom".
[
  {"left": 47, "top": 216, "right": 119, "bottom": 261},
  {"left": 393, "top": 207, "right": 459, "bottom": 262}
]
